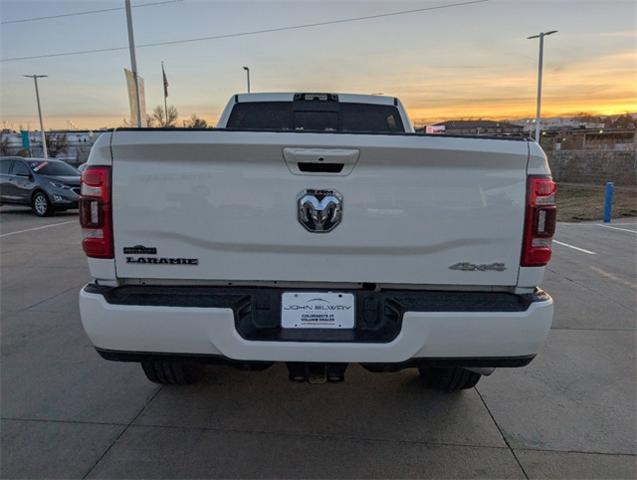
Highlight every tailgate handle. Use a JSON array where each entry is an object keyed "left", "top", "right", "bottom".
[
  {"left": 297, "top": 162, "right": 344, "bottom": 173},
  {"left": 283, "top": 148, "right": 359, "bottom": 175}
]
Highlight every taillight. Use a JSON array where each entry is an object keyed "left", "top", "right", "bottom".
[
  {"left": 79, "top": 166, "right": 113, "bottom": 259},
  {"left": 522, "top": 176, "right": 557, "bottom": 266}
]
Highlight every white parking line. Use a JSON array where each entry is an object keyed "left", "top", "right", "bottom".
[
  {"left": 596, "top": 224, "right": 637, "bottom": 234},
  {"left": 553, "top": 240, "right": 597, "bottom": 255},
  {"left": 589, "top": 265, "right": 637, "bottom": 290},
  {"left": 558, "top": 222, "right": 637, "bottom": 226},
  {"left": 0, "top": 220, "right": 76, "bottom": 238}
]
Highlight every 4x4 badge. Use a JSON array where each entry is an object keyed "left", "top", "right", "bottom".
[{"left": 449, "top": 262, "right": 506, "bottom": 272}]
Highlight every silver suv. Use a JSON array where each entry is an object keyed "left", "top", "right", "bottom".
[{"left": 0, "top": 157, "right": 80, "bottom": 216}]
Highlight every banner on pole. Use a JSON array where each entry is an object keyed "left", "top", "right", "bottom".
[
  {"left": 124, "top": 68, "right": 147, "bottom": 127},
  {"left": 162, "top": 62, "right": 169, "bottom": 98},
  {"left": 20, "top": 130, "right": 31, "bottom": 150}
]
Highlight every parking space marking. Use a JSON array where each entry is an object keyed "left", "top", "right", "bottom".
[
  {"left": 0, "top": 220, "right": 76, "bottom": 238},
  {"left": 557, "top": 222, "right": 637, "bottom": 227},
  {"left": 596, "top": 224, "right": 637, "bottom": 234},
  {"left": 553, "top": 240, "right": 597, "bottom": 255},
  {"left": 589, "top": 265, "right": 637, "bottom": 290}
]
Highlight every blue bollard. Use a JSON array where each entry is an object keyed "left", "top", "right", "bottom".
[{"left": 603, "top": 182, "right": 614, "bottom": 223}]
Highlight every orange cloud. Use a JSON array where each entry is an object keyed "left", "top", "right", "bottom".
[{"left": 4, "top": 49, "right": 635, "bottom": 130}]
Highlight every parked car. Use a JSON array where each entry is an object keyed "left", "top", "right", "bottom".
[
  {"left": 0, "top": 156, "right": 80, "bottom": 216},
  {"left": 78, "top": 93, "right": 555, "bottom": 391}
]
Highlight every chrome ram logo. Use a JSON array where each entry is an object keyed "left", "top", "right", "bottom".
[{"left": 297, "top": 189, "right": 343, "bottom": 233}]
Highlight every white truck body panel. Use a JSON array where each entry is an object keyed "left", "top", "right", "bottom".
[
  {"left": 80, "top": 288, "right": 553, "bottom": 362},
  {"left": 80, "top": 93, "right": 554, "bottom": 373},
  {"left": 109, "top": 130, "right": 529, "bottom": 286}
]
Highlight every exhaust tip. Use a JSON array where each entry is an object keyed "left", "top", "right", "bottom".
[{"left": 286, "top": 363, "right": 348, "bottom": 383}]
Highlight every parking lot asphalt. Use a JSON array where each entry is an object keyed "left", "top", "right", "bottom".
[{"left": 1, "top": 205, "right": 635, "bottom": 479}]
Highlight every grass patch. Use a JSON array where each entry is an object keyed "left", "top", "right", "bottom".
[{"left": 557, "top": 183, "right": 637, "bottom": 222}]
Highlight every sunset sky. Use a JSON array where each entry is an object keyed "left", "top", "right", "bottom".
[{"left": 1, "top": 0, "right": 636, "bottom": 130}]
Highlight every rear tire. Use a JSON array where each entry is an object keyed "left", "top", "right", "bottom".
[
  {"left": 418, "top": 366, "right": 481, "bottom": 392},
  {"left": 31, "top": 191, "right": 52, "bottom": 217},
  {"left": 141, "top": 359, "right": 204, "bottom": 385}
]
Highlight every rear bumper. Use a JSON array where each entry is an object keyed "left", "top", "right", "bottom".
[{"left": 79, "top": 284, "right": 553, "bottom": 365}]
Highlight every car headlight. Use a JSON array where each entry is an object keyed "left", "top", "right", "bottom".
[{"left": 49, "top": 181, "right": 71, "bottom": 189}]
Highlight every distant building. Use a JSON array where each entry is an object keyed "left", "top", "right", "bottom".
[
  {"left": 540, "top": 128, "right": 637, "bottom": 152},
  {"left": 513, "top": 117, "right": 606, "bottom": 133},
  {"left": 0, "top": 130, "right": 103, "bottom": 164},
  {"left": 424, "top": 125, "right": 446, "bottom": 134},
  {"left": 428, "top": 120, "right": 525, "bottom": 137}
]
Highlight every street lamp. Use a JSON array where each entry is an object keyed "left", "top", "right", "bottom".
[
  {"left": 23, "top": 74, "right": 48, "bottom": 159},
  {"left": 527, "top": 30, "right": 558, "bottom": 142},
  {"left": 242, "top": 66, "right": 251, "bottom": 93}
]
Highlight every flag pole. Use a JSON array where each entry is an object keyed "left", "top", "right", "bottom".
[{"left": 162, "top": 61, "right": 168, "bottom": 126}]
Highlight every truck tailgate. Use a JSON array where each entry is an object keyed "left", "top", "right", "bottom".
[{"left": 110, "top": 130, "right": 529, "bottom": 286}]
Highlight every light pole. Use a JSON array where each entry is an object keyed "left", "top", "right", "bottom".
[
  {"left": 125, "top": 0, "right": 142, "bottom": 127},
  {"left": 23, "top": 74, "right": 48, "bottom": 159},
  {"left": 527, "top": 30, "right": 558, "bottom": 142},
  {"left": 242, "top": 66, "right": 251, "bottom": 93}
]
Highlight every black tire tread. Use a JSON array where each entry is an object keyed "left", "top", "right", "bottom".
[
  {"left": 419, "top": 366, "right": 481, "bottom": 392},
  {"left": 31, "top": 190, "right": 51, "bottom": 217},
  {"left": 141, "top": 359, "right": 204, "bottom": 385}
]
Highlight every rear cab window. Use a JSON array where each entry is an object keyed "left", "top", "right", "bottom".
[{"left": 226, "top": 100, "right": 405, "bottom": 133}]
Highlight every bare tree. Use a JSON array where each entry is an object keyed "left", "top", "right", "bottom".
[
  {"left": 572, "top": 112, "right": 604, "bottom": 124},
  {"left": 607, "top": 113, "right": 636, "bottom": 129},
  {"left": 122, "top": 113, "right": 162, "bottom": 128},
  {"left": 0, "top": 133, "right": 11, "bottom": 155},
  {"left": 152, "top": 105, "right": 178, "bottom": 128},
  {"left": 186, "top": 114, "right": 208, "bottom": 128},
  {"left": 165, "top": 106, "right": 179, "bottom": 127},
  {"left": 45, "top": 133, "right": 69, "bottom": 158},
  {"left": 151, "top": 106, "right": 164, "bottom": 127}
]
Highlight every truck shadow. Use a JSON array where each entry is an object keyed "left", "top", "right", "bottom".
[
  {"left": 135, "top": 363, "right": 501, "bottom": 447},
  {"left": 0, "top": 206, "right": 77, "bottom": 217}
]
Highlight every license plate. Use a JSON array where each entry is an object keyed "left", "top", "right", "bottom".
[{"left": 281, "top": 292, "right": 355, "bottom": 329}]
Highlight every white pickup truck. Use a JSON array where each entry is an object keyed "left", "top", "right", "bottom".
[{"left": 79, "top": 93, "right": 555, "bottom": 391}]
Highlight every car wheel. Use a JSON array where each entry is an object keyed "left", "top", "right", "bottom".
[
  {"left": 418, "top": 366, "right": 481, "bottom": 392},
  {"left": 141, "top": 359, "right": 204, "bottom": 385},
  {"left": 31, "top": 191, "right": 52, "bottom": 217}
]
